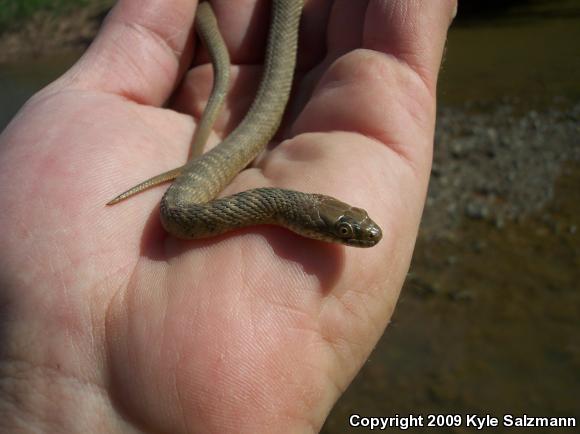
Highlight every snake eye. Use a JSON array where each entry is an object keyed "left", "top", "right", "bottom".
[{"left": 336, "top": 222, "right": 354, "bottom": 238}]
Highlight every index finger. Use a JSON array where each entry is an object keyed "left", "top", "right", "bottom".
[
  {"left": 363, "top": 0, "right": 457, "bottom": 93},
  {"left": 56, "top": 0, "right": 199, "bottom": 106},
  {"left": 294, "top": 0, "right": 457, "bottom": 168}
]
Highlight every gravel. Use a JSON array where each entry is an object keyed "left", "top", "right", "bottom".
[{"left": 421, "top": 101, "right": 580, "bottom": 238}]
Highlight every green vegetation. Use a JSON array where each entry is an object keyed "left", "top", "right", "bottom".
[{"left": 0, "top": 0, "right": 98, "bottom": 32}]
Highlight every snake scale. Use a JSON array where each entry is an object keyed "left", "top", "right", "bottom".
[{"left": 108, "top": 0, "right": 382, "bottom": 248}]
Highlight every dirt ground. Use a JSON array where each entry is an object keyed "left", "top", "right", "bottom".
[{"left": 0, "top": 4, "right": 108, "bottom": 64}]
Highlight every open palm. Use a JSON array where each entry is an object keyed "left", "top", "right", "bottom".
[{"left": 0, "top": 0, "right": 455, "bottom": 432}]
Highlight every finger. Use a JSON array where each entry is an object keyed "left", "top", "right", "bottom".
[
  {"left": 203, "top": 0, "right": 271, "bottom": 64},
  {"left": 363, "top": 0, "right": 457, "bottom": 92},
  {"left": 294, "top": 0, "right": 456, "bottom": 167},
  {"left": 298, "top": 0, "right": 333, "bottom": 68},
  {"left": 326, "top": 0, "right": 369, "bottom": 55},
  {"left": 173, "top": 0, "right": 287, "bottom": 138},
  {"left": 59, "top": 0, "right": 198, "bottom": 106},
  {"left": 173, "top": 0, "right": 335, "bottom": 138},
  {"left": 205, "top": 0, "right": 332, "bottom": 67}
]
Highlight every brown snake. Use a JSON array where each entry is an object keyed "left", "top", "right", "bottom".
[{"left": 107, "top": 0, "right": 382, "bottom": 247}]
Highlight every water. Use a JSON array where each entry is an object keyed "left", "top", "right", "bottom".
[
  {"left": 0, "top": 52, "right": 78, "bottom": 131},
  {"left": 440, "top": 10, "right": 580, "bottom": 104}
]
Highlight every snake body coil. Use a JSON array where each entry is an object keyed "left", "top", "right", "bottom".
[{"left": 109, "top": 0, "right": 382, "bottom": 247}]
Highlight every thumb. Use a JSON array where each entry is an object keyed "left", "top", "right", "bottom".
[{"left": 59, "top": 0, "right": 199, "bottom": 106}]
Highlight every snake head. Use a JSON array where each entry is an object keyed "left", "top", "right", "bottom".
[{"left": 318, "top": 197, "right": 382, "bottom": 248}]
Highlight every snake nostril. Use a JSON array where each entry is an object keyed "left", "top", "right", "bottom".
[{"left": 368, "top": 226, "right": 381, "bottom": 240}]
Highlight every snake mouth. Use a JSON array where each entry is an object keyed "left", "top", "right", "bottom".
[
  {"left": 346, "top": 238, "right": 379, "bottom": 248},
  {"left": 344, "top": 224, "right": 382, "bottom": 247}
]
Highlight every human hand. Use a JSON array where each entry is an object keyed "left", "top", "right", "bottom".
[{"left": 0, "top": 0, "right": 455, "bottom": 432}]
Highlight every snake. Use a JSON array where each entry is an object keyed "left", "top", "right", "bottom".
[{"left": 107, "top": 0, "right": 382, "bottom": 248}]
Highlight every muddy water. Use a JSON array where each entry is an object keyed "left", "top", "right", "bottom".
[
  {"left": 439, "top": 1, "right": 580, "bottom": 105},
  {"left": 0, "top": 1, "right": 579, "bottom": 432},
  {"left": 0, "top": 52, "right": 79, "bottom": 130}
]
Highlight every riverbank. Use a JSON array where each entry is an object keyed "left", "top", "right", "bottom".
[
  {"left": 0, "top": 1, "right": 110, "bottom": 63},
  {"left": 425, "top": 100, "right": 580, "bottom": 239}
]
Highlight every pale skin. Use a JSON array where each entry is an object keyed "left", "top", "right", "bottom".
[{"left": 0, "top": 0, "right": 456, "bottom": 432}]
